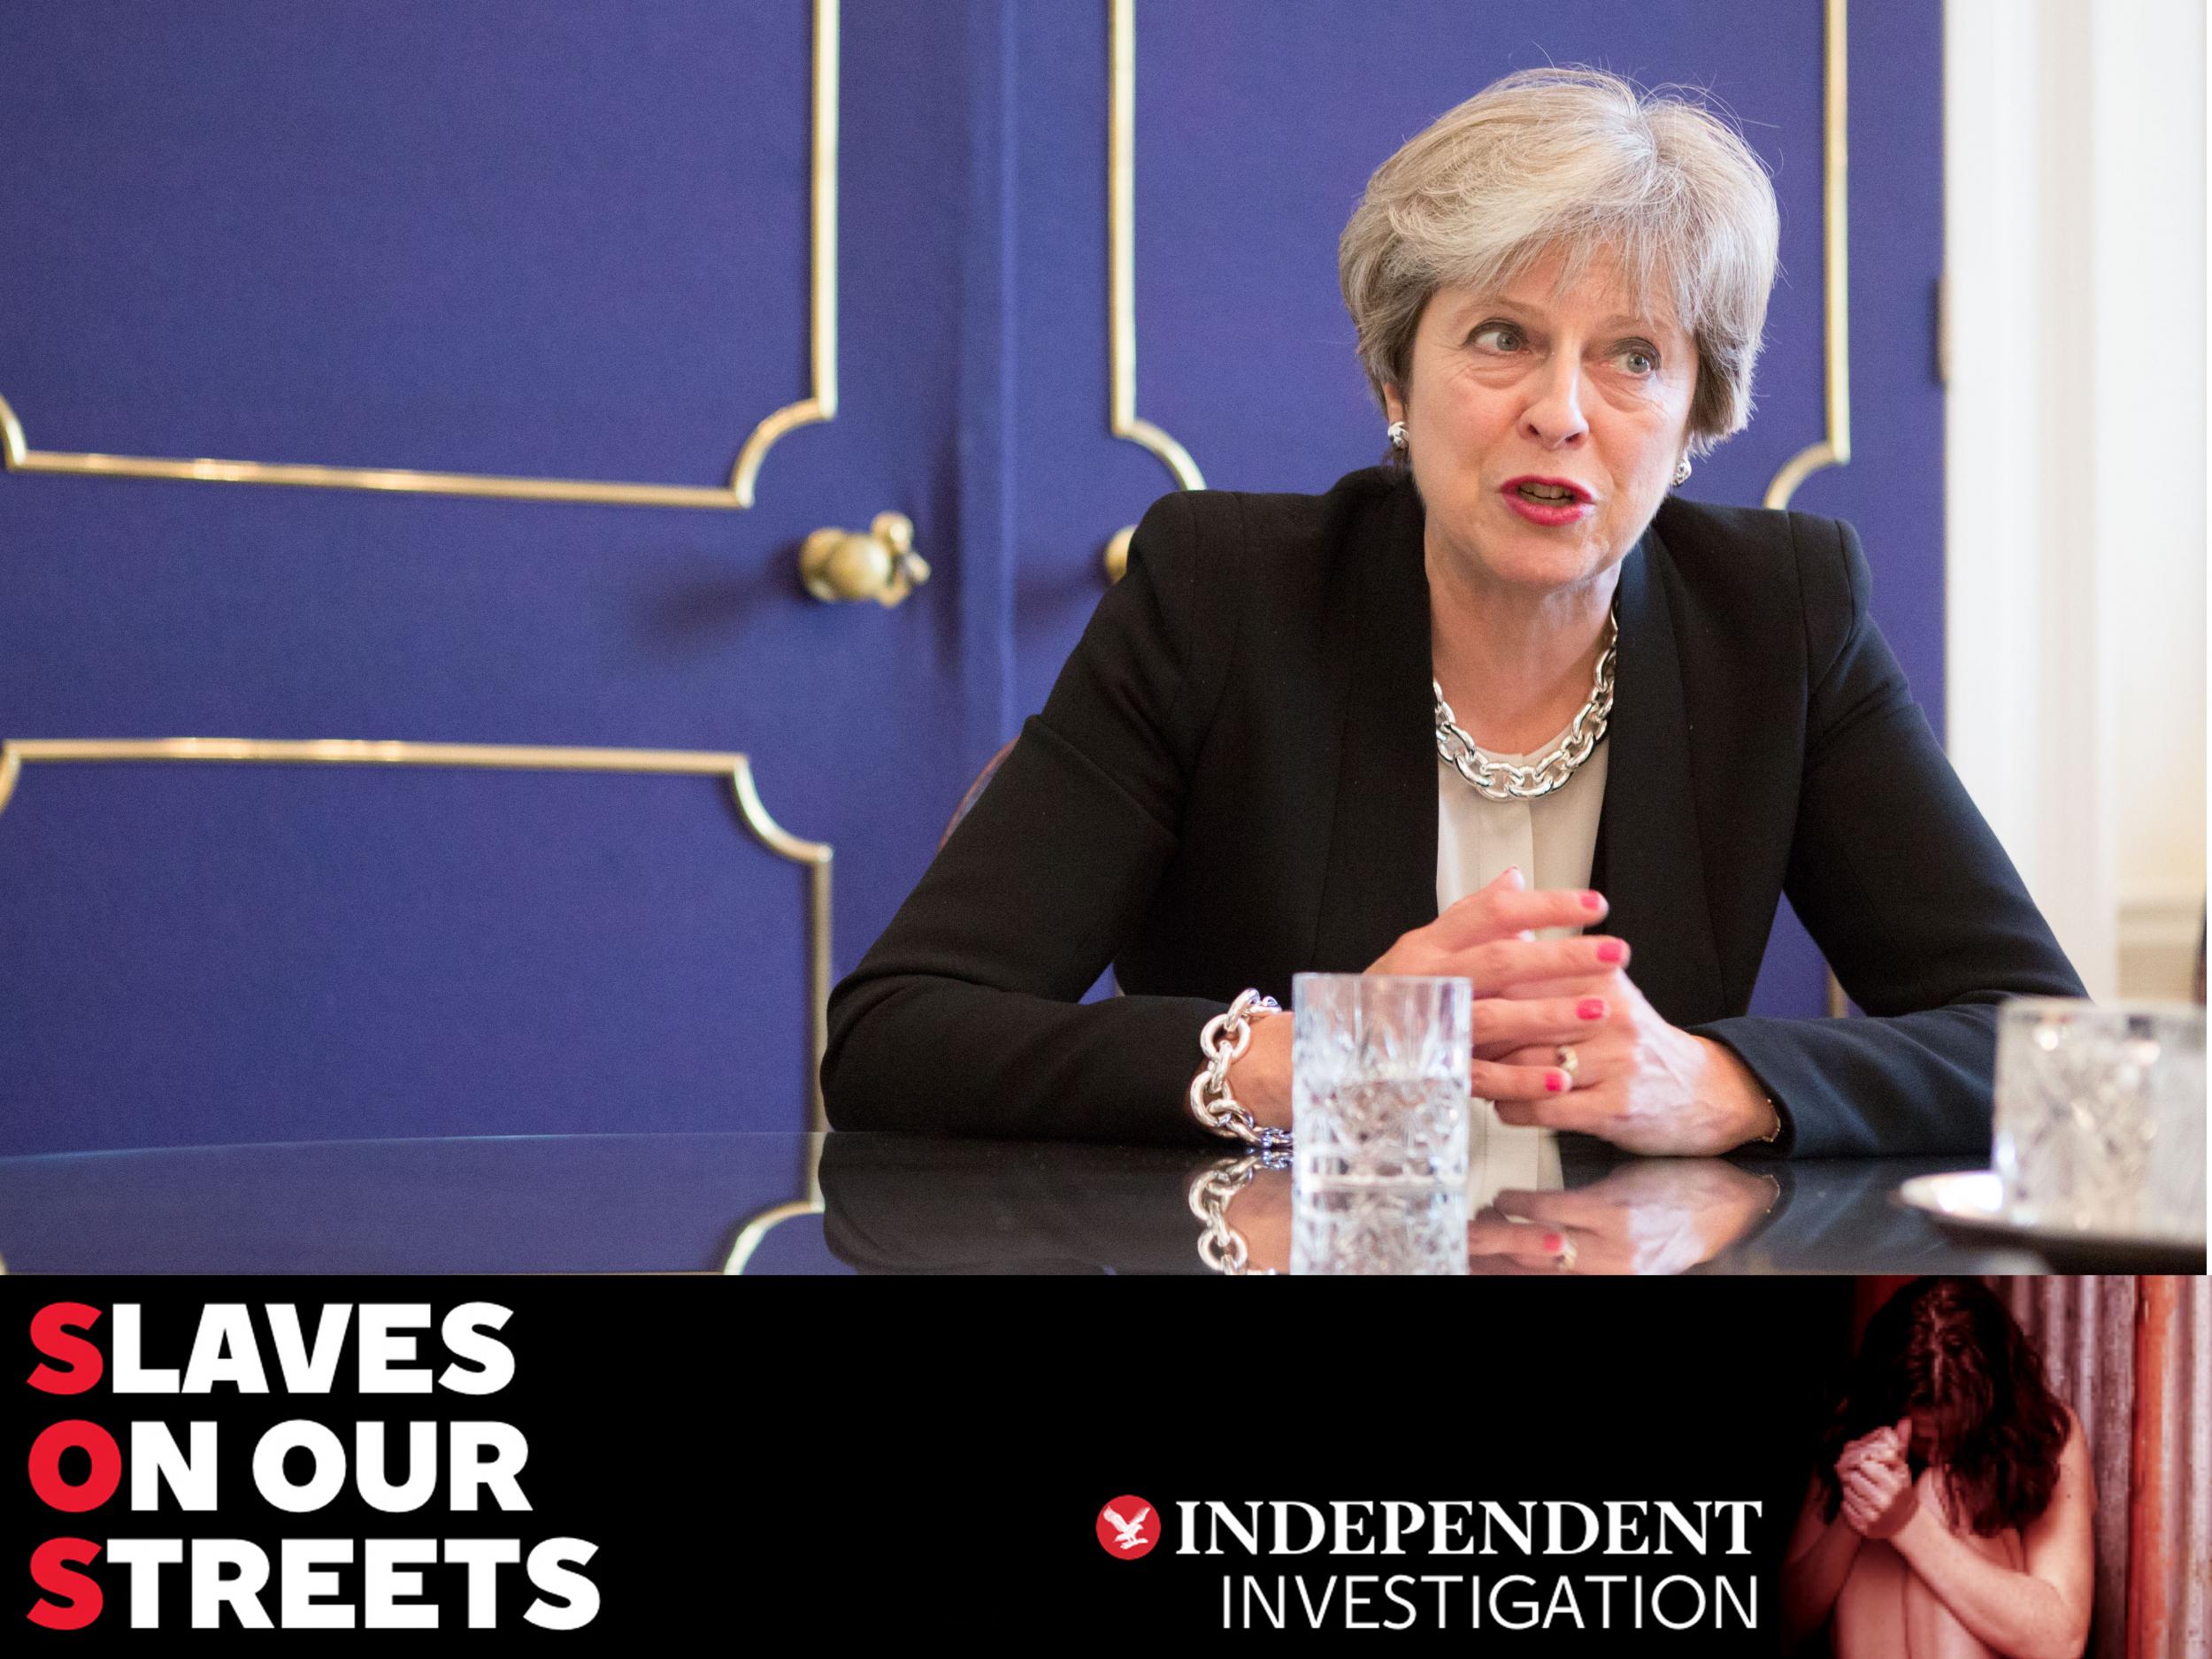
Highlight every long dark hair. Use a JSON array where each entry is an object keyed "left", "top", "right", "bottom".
[{"left": 1816, "top": 1278, "right": 2070, "bottom": 1536}]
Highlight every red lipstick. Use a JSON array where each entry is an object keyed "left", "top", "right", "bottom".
[{"left": 1500, "top": 475, "right": 1594, "bottom": 526}]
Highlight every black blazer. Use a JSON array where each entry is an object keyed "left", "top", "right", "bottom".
[{"left": 824, "top": 467, "right": 2083, "bottom": 1156}]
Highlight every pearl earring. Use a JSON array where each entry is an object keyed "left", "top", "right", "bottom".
[
  {"left": 1387, "top": 421, "right": 1408, "bottom": 452},
  {"left": 1671, "top": 457, "right": 1693, "bottom": 486}
]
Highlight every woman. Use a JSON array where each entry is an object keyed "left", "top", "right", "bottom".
[
  {"left": 824, "top": 68, "right": 2081, "bottom": 1157},
  {"left": 1782, "top": 1278, "right": 2094, "bottom": 1656}
]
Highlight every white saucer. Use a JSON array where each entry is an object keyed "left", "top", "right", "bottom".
[{"left": 1894, "top": 1170, "right": 2206, "bottom": 1271}]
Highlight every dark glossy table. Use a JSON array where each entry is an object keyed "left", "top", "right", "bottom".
[{"left": 4, "top": 1125, "right": 2183, "bottom": 1275}]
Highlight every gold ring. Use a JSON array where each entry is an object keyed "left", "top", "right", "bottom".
[{"left": 1555, "top": 1043, "right": 1580, "bottom": 1079}]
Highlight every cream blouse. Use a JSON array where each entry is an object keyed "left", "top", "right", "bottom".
[
  {"left": 1436, "top": 727, "right": 1609, "bottom": 1201},
  {"left": 1434, "top": 737, "right": 1608, "bottom": 914}
]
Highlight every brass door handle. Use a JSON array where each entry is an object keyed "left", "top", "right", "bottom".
[
  {"left": 1103, "top": 525, "right": 1133, "bottom": 583},
  {"left": 799, "top": 512, "right": 929, "bottom": 606}
]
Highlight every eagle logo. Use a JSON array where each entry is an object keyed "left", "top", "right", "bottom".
[
  {"left": 1104, "top": 1505, "right": 1150, "bottom": 1548},
  {"left": 1094, "top": 1494, "right": 1160, "bottom": 1559}
]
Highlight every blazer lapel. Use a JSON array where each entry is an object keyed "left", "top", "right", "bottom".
[
  {"left": 1593, "top": 533, "right": 1729, "bottom": 1025},
  {"left": 1309, "top": 478, "right": 1439, "bottom": 971}
]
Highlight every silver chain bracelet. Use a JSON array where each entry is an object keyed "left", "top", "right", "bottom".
[
  {"left": 1187, "top": 988, "right": 1290, "bottom": 1149},
  {"left": 1187, "top": 1149, "right": 1292, "bottom": 1275}
]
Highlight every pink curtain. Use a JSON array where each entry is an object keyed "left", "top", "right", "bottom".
[{"left": 1995, "top": 1276, "right": 2211, "bottom": 1659}]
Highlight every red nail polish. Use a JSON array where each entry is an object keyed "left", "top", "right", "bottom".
[
  {"left": 1596, "top": 941, "right": 1625, "bottom": 964},
  {"left": 1580, "top": 890, "right": 1604, "bottom": 911},
  {"left": 1540, "top": 1232, "right": 1564, "bottom": 1252},
  {"left": 1546, "top": 1071, "right": 1568, "bottom": 1093},
  {"left": 1577, "top": 997, "right": 1607, "bottom": 1020}
]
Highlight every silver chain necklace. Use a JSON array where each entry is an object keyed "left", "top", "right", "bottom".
[{"left": 1433, "top": 609, "right": 1617, "bottom": 802}]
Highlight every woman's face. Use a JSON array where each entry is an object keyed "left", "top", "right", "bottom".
[
  {"left": 1909, "top": 1409, "right": 1939, "bottom": 1462},
  {"left": 1386, "top": 249, "right": 1697, "bottom": 596}
]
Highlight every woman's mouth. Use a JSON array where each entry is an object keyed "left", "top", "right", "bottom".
[{"left": 1500, "top": 477, "right": 1594, "bottom": 526}]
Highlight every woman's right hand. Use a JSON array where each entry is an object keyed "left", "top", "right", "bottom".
[
  {"left": 1839, "top": 1419, "right": 1918, "bottom": 1540},
  {"left": 1225, "top": 867, "right": 1625, "bottom": 1125},
  {"left": 1835, "top": 1423, "right": 1902, "bottom": 1482},
  {"left": 1368, "top": 866, "right": 1626, "bottom": 1102}
]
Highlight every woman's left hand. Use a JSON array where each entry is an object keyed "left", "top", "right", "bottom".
[
  {"left": 1488, "top": 966, "right": 1780, "bottom": 1155},
  {"left": 1838, "top": 1420, "right": 1918, "bottom": 1540},
  {"left": 1463, "top": 1159, "right": 1778, "bottom": 1274}
]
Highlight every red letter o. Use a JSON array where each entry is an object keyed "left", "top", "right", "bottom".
[{"left": 27, "top": 1420, "right": 121, "bottom": 1513}]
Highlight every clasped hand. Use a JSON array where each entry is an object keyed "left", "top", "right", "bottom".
[
  {"left": 1228, "top": 867, "right": 1778, "bottom": 1156},
  {"left": 1834, "top": 1418, "right": 1919, "bottom": 1540},
  {"left": 1370, "top": 867, "right": 1776, "bottom": 1156}
]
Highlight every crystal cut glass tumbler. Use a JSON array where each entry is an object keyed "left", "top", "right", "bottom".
[
  {"left": 1292, "top": 973, "right": 1471, "bottom": 1188},
  {"left": 1993, "top": 998, "right": 2206, "bottom": 1238},
  {"left": 1290, "top": 1183, "right": 1469, "bottom": 1276}
]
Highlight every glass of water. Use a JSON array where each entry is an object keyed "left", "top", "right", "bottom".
[
  {"left": 1290, "top": 1183, "right": 1469, "bottom": 1276},
  {"left": 1993, "top": 998, "right": 2207, "bottom": 1237},
  {"left": 1292, "top": 973, "right": 1471, "bottom": 1187}
]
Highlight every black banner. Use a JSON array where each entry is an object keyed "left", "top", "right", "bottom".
[{"left": 5, "top": 1278, "right": 1853, "bottom": 1649}]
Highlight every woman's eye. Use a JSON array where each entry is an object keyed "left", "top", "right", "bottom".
[
  {"left": 1617, "top": 347, "right": 1657, "bottom": 375},
  {"left": 1471, "top": 323, "right": 1524, "bottom": 352}
]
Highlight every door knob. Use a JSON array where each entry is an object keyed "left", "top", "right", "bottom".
[
  {"left": 799, "top": 512, "right": 929, "bottom": 606},
  {"left": 1103, "top": 525, "right": 1133, "bottom": 583}
]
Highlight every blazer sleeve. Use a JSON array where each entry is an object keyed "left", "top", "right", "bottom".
[
  {"left": 820, "top": 489, "right": 1237, "bottom": 1143},
  {"left": 1690, "top": 516, "right": 2086, "bottom": 1157}
]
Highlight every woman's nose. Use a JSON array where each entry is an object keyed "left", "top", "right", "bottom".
[{"left": 1521, "top": 357, "right": 1589, "bottom": 447}]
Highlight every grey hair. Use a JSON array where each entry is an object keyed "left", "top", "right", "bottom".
[{"left": 1338, "top": 67, "right": 1780, "bottom": 454}]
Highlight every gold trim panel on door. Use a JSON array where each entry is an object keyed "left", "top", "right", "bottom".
[
  {"left": 0, "top": 736, "right": 834, "bottom": 1128},
  {"left": 0, "top": 0, "right": 841, "bottom": 512}
]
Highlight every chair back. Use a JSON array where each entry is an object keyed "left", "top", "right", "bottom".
[{"left": 939, "top": 738, "right": 1018, "bottom": 850}]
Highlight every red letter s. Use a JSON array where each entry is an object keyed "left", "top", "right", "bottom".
[
  {"left": 27, "top": 1538, "right": 104, "bottom": 1630},
  {"left": 27, "top": 1303, "right": 104, "bottom": 1394}
]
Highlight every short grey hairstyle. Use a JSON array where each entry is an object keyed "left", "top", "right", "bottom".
[{"left": 1339, "top": 68, "right": 1780, "bottom": 454}]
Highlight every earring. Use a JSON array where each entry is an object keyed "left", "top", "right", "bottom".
[
  {"left": 1387, "top": 421, "right": 1409, "bottom": 452},
  {"left": 1671, "top": 457, "right": 1693, "bottom": 486}
]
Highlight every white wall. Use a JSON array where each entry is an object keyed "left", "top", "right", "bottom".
[{"left": 1945, "top": 0, "right": 2207, "bottom": 999}]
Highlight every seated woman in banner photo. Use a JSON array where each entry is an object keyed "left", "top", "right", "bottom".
[
  {"left": 1782, "top": 1278, "right": 2094, "bottom": 1657},
  {"left": 823, "top": 68, "right": 2082, "bottom": 1157}
]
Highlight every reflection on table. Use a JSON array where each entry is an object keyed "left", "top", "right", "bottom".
[
  {"left": 822, "top": 1131, "right": 2062, "bottom": 1277},
  {"left": 2, "top": 1122, "right": 2164, "bottom": 1275}
]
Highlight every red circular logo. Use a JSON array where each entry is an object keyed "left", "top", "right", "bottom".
[{"left": 1095, "top": 1494, "right": 1160, "bottom": 1559}]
